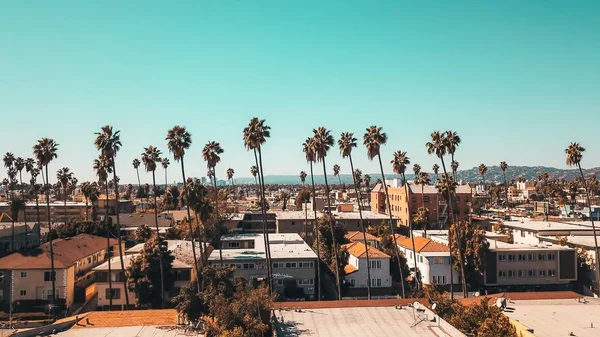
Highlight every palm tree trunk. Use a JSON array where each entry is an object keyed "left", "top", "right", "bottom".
[
  {"left": 211, "top": 167, "right": 224, "bottom": 266},
  {"left": 151, "top": 170, "right": 166, "bottom": 308},
  {"left": 376, "top": 154, "right": 405, "bottom": 298},
  {"left": 35, "top": 194, "right": 41, "bottom": 246},
  {"left": 45, "top": 164, "right": 57, "bottom": 317},
  {"left": 104, "top": 182, "right": 113, "bottom": 310},
  {"left": 195, "top": 215, "right": 206, "bottom": 267},
  {"left": 348, "top": 154, "right": 372, "bottom": 300},
  {"left": 503, "top": 172, "right": 508, "bottom": 207},
  {"left": 578, "top": 164, "right": 600, "bottom": 294},
  {"left": 421, "top": 184, "right": 427, "bottom": 236},
  {"left": 309, "top": 161, "right": 322, "bottom": 301},
  {"left": 111, "top": 162, "right": 130, "bottom": 309},
  {"left": 64, "top": 187, "right": 67, "bottom": 224},
  {"left": 180, "top": 159, "right": 201, "bottom": 291},
  {"left": 135, "top": 168, "right": 143, "bottom": 211},
  {"left": 85, "top": 197, "right": 89, "bottom": 221},
  {"left": 403, "top": 173, "right": 420, "bottom": 290},
  {"left": 255, "top": 148, "right": 273, "bottom": 294},
  {"left": 303, "top": 182, "right": 308, "bottom": 240},
  {"left": 19, "top": 172, "right": 28, "bottom": 248},
  {"left": 321, "top": 158, "right": 341, "bottom": 300}
]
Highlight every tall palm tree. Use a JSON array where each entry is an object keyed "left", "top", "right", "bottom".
[
  {"left": 426, "top": 131, "right": 466, "bottom": 298},
  {"left": 251, "top": 165, "right": 259, "bottom": 185},
  {"left": 93, "top": 156, "right": 114, "bottom": 309},
  {"left": 565, "top": 142, "right": 600, "bottom": 292},
  {"left": 415, "top": 171, "right": 432, "bottom": 233},
  {"left": 333, "top": 164, "right": 341, "bottom": 186},
  {"left": 413, "top": 163, "right": 421, "bottom": 176},
  {"left": 364, "top": 174, "right": 371, "bottom": 204},
  {"left": 226, "top": 168, "right": 235, "bottom": 194},
  {"left": 500, "top": 161, "right": 509, "bottom": 206},
  {"left": 141, "top": 145, "right": 166, "bottom": 308},
  {"left": 161, "top": 158, "right": 170, "bottom": 187},
  {"left": 313, "top": 127, "right": 341, "bottom": 300},
  {"left": 432, "top": 164, "right": 440, "bottom": 181},
  {"left": 27, "top": 167, "right": 42, "bottom": 245},
  {"left": 94, "top": 125, "right": 129, "bottom": 309},
  {"left": 202, "top": 141, "right": 224, "bottom": 264},
  {"left": 338, "top": 132, "right": 372, "bottom": 299},
  {"left": 166, "top": 126, "right": 200, "bottom": 289},
  {"left": 243, "top": 117, "right": 273, "bottom": 292},
  {"left": 80, "top": 182, "right": 91, "bottom": 221},
  {"left": 32, "top": 138, "right": 58, "bottom": 311},
  {"left": 14, "top": 157, "right": 26, "bottom": 222},
  {"left": 303, "top": 137, "right": 322, "bottom": 301},
  {"left": 186, "top": 178, "right": 213, "bottom": 266},
  {"left": 446, "top": 131, "right": 461, "bottom": 180},
  {"left": 479, "top": 164, "right": 487, "bottom": 188},
  {"left": 56, "top": 167, "right": 74, "bottom": 223},
  {"left": 132, "top": 159, "right": 145, "bottom": 210},
  {"left": 363, "top": 126, "right": 406, "bottom": 298},
  {"left": 391, "top": 150, "right": 419, "bottom": 290},
  {"left": 299, "top": 171, "right": 308, "bottom": 239}
]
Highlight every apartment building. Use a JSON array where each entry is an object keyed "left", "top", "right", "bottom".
[
  {"left": 370, "top": 180, "right": 471, "bottom": 228},
  {"left": 395, "top": 236, "right": 455, "bottom": 286},
  {"left": 0, "top": 234, "right": 119, "bottom": 312},
  {"left": 207, "top": 233, "right": 318, "bottom": 300},
  {"left": 343, "top": 242, "right": 392, "bottom": 292},
  {"left": 484, "top": 240, "right": 577, "bottom": 290},
  {"left": 0, "top": 222, "right": 41, "bottom": 256},
  {"left": 0, "top": 202, "right": 87, "bottom": 223}
]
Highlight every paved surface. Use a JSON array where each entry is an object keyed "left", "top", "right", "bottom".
[
  {"left": 274, "top": 306, "right": 465, "bottom": 336},
  {"left": 53, "top": 326, "right": 200, "bottom": 336},
  {"left": 504, "top": 298, "right": 600, "bottom": 337}
]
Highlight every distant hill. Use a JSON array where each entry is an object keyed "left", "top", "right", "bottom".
[{"left": 230, "top": 166, "right": 600, "bottom": 185}]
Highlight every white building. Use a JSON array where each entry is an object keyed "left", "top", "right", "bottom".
[
  {"left": 342, "top": 242, "right": 391, "bottom": 290},
  {"left": 396, "top": 236, "right": 454, "bottom": 286}
]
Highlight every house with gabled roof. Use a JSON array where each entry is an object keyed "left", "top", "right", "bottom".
[
  {"left": 395, "top": 236, "right": 456, "bottom": 287},
  {"left": 343, "top": 241, "right": 392, "bottom": 293}
]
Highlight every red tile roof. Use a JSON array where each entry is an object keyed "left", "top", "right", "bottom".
[
  {"left": 396, "top": 237, "right": 449, "bottom": 253},
  {"left": 345, "top": 231, "right": 379, "bottom": 242},
  {"left": 344, "top": 264, "right": 358, "bottom": 275},
  {"left": 343, "top": 242, "right": 390, "bottom": 259}
]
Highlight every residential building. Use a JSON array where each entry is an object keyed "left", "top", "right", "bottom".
[
  {"left": 343, "top": 242, "right": 392, "bottom": 293},
  {"left": 207, "top": 233, "right": 318, "bottom": 300},
  {"left": 0, "top": 201, "right": 88, "bottom": 223},
  {"left": 395, "top": 236, "right": 454, "bottom": 286},
  {"left": 94, "top": 254, "right": 193, "bottom": 310},
  {"left": 111, "top": 213, "right": 173, "bottom": 239},
  {"left": 370, "top": 180, "right": 471, "bottom": 228},
  {"left": 344, "top": 231, "right": 379, "bottom": 248},
  {"left": 225, "top": 212, "right": 277, "bottom": 233},
  {"left": 0, "top": 234, "right": 120, "bottom": 312},
  {"left": 0, "top": 222, "right": 41, "bottom": 256}
]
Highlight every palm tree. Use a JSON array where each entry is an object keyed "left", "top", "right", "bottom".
[
  {"left": 432, "top": 164, "right": 440, "bottom": 181},
  {"left": 413, "top": 163, "right": 421, "bottom": 176},
  {"left": 303, "top": 137, "right": 322, "bottom": 301},
  {"left": 415, "top": 171, "right": 432, "bottom": 233},
  {"left": 363, "top": 126, "right": 406, "bottom": 297},
  {"left": 186, "top": 178, "right": 213, "bottom": 266},
  {"left": 226, "top": 167, "right": 235, "bottom": 193},
  {"left": 32, "top": 138, "right": 58, "bottom": 311},
  {"left": 27, "top": 167, "right": 42, "bottom": 245},
  {"left": 166, "top": 125, "right": 200, "bottom": 289},
  {"left": 313, "top": 127, "right": 342, "bottom": 300},
  {"left": 56, "top": 167, "right": 74, "bottom": 223},
  {"left": 14, "top": 157, "right": 26, "bottom": 222},
  {"left": 132, "top": 158, "right": 144, "bottom": 210},
  {"left": 80, "top": 182, "right": 91, "bottom": 221},
  {"left": 202, "top": 141, "right": 224, "bottom": 264},
  {"left": 500, "top": 161, "right": 509, "bottom": 206},
  {"left": 243, "top": 117, "right": 273, "bottom": 292},
  {"left": 391, "top": 150, "right": 419, "bottom": 290},
  {"left": 250, "top": 165, "right": 259, "bottom": 185},
  {"left": 94, "top": 125, "right": 129, "bottom": 309},
  {"left": 445, "top": 131, "right": 461, "bottom": 179},
  {"left": 93, "top": 155, "right": 114, "bottom": 309},
  {"left": 338, "top": 132, "right": 372, "bottom": 299},
  {"left": 426, "top": 131, "right": 466, "bottom": 298},
  {"left": 565, "top": 142, "right": 600, "bottom": 292},
  {"left": 299, "top": 171, "right": 308, "bottom": 239},
  {"left": 141, "top": 145, "right": 166, "bottom": 308},
  {"left": 364, "top": 174, "right": 371, "bottom": 204},
  {"left": 161, "top": 158, "right": 170, "bottom": 186},
  {"left": 479, "top": 164, "right": 487, "bottom": 188},
  {"left": 333, "top": 164, "right": 341, "bottom": 186}
]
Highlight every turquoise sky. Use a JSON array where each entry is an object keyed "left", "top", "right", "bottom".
[{"left": 1, "top": 1, "right": 599, "bottom": 184}]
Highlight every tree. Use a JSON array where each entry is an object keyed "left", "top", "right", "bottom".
[
  {"left": 127, "top": 237, "right": 174, "bottom": 308},
  {"left": 14, "top": 157, "right": 26, "bottom": 226},
  {"left": 432, "top": 164, "right": 440, "bottom": 181},
  {"left": 500, "top": 161, "right": 508, "bottom": 206},
  {"left": 302, "top": 137, "right": 322, "bottom": 300},
  {"left": 450, "top": 221, "right": 489, "bottom": 288},
  {"left": 364, "top": 126, "right": 406, "bottom": 297},
  {"left": 226, "top": 167, "right": 235, "bottom": 188},
  {"left": 95, "top": 125, "right": 130, "bottom": 309},
  {"left": 141, "top": 145, "right": 166, "bottom": 307},
  {"left": 565, "top": 142, "right": 600, "bottom": 292},
  {"left": 32, "top": 138, "right": 58, "bottom": 311},
  {"left": 185, "top": 178, "right": 214, "bottom": 266},
  {"left": 338, "top": 131, "right": 372, "bottom": 299},
  {"left": 333, "top": 164, "right": 341, "bottom": 186},
  {"left": 414, "top": 171, "right": 431, "bottom": 232},
  {"left": 202, "top": 140, "right": 224, "bottom": 264},
  {"left": 161, "top": 158, "right": 170, "bottom": 189},
  {"left": 277, "top": 190, "right": 290, "bottom": 210},
  {"left": 167, "top": 125, "right": 200, "bottom": 290},
  {"left": 299, "top": 170, "right": 308, "bottom": 236},
  {"left": 56, "top": 167, "right": 75, "bottom": 223},
  {"left": 377, "top": 222, "right": 410, "bottom": 285},
  {"left": 445, "top": 131, "right": 461, "bottom": 179},
  {"left": 250, "top": 165, "right": 259, "bottom": 185},
  {"left": 478, "top": 164, "right": 487, "bottom": 188},
  {"left": 391, "top": 150, "right": 420, "bottom": 289},
  {"left": 244, "top": 117, "right": 274, "bottom": 293},
  {"left": 313, "top": 126, "right": 341, "bottom": 300},
  {"left": 132, "top": 158, "right": 145, "bottom": 209},
  {"left": 313, "top": 216, "right": 348, "bottom": 293},
  {"left": 94, "top": 155, "right": 114, "bottom": 309}
]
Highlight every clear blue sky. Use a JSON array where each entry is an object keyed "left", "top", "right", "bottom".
[{"left": 1, "top": 1, "right": 599, "bottom": 184}]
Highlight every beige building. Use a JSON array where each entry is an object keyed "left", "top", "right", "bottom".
[
  {"left": 0, "top": 201, "right": 87, "bottom": 224},
  {"left": 0, "top": 234, "right": 120, "bottom": 312},
  {"left": 0, "top": 222, "right": 41, "bottom": 256}
]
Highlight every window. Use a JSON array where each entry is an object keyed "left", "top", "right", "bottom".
[
  {"left": 518, "top": 270, "right": 525, "bottom": 278},
  {"left": 548, "top": 269, "right": 556, "bottom": 277},
  {"left": 44, "top": 271, "right": 56, "bottom": 282},
  {"left": 538, "top": 254, "right": 546, "bottom": 261},
  {"left": 433, "top": 257, "right": 445, "bottom": 264},
  {"left": 371, "top": 278, "right": 382, "bottom": 287},
  {"left": 424, "top": 196, "right": 430, "bottom": 203},
  {"left": 273, "top": 262, "right": 281, "bottom": 269},
  {"left": 498, "top": 254, "right": 506, "bottom": 262},
  {"left": 20, "top": 272, "right": 27, "bottom": 278},
  {"left": 419, "top": 256, "right": 424, "bottom": 263},
  {"left": 291, "top": 221, "right": 295, "bottom": 226},
  {"left": 20, "top": 290, "right": 27, "bottom": 297},
  {"left": 521, "top": 231, "right": 526, "bottom": 238},
  {"left": 242, "top": 263, "right": 255, "bottom": 269},
  {"left": 298, "top": 262, "right": 314, "bottom": 268},
  {"left": 105, "top": 288, "right": 121, "bottom": 300},
  {"left": 297, "top": 279, "right": 314, "bottom": 286},
  {"left": 518, "top": 254, "right": 525, "bottom": 261},
  {"left": 370, "top": 260, "right": 382, "bottom": 269},
  {"left": 528, "top": 270, "right": 537, "bottom": 277},
  {"left": 508, "top": 254, "right": 516, "bottom": 262},
  {"left": 538, "top": 269, "right": 547, "bottom": 277},
  {"left": 508, "top": 270, "right": 515, "bottom": 277},
  {"left": 499, "top": 270, "right": 507, "bottom": 278},
  {"left": 528, "top": 254, "right": 536, "bottom": 261},
  {"left": 227, "top": 242, "right": 240, "bottom": 248},
  {"left": 87, "top": 257, "right": 92, "bottom": 264},
  {"left": 285, "top": 262, "right": 297, "bottom": 268},
  {"left": 548, "top": 253, "right": 556, "bottom": 261}
]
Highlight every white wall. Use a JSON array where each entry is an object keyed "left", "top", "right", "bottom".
[
  {"left": 510, "top": 228, "right": 541, "bottom": 245},
  {"left": 345, "top": 255, "right": 391, "bottom": 288},
  {"left": 399, "top": 246, "right": 455, "bottom": 285}
]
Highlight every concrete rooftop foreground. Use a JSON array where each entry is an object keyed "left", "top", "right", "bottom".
[
  {"left": 504, "top": 298, "right": 600, "bottom": 337},
  {"left": 274, "top": 306, "right": 465, "bottom": 337}
]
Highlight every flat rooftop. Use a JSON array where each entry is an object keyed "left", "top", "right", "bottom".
[
  {"left": 504, "top": 298, "right": 600, "bottom": 337},
  {"left": 209, "top": 233, "right": 317, "bottom": 261},
  {"left": 274, "top": 305, "right": 465, "bottom": 337},
  {"left": 502, "top": 218, "right": 597, "bottom": 232}
]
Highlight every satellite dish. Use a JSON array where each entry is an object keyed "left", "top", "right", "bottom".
[
  {"left": 495, "top": 298, "right": 504, "bottom": 308},
  {"left": 431, "top": 303, "right": 437, "bottom": 310},
  {"left": 413, "top": 302, "right": 421, "bottom": 310},
  {"left": 474, "top": 291, "right": 480, "bottom": 297}
]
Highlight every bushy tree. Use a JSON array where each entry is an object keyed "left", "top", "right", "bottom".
[
  {"left": 312, "top": 216, "right": 349, "bottom": 285},
  {"left": 450, "top": 221, "right": 489, "bottom": 288},
  {"left": 135, "top": 224, "right": 152, "bottom": 243},
  {"left": 126, "top": 237, "right": 175, "bottom": 308}
]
